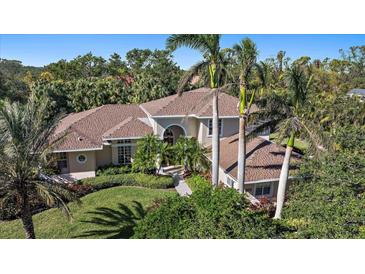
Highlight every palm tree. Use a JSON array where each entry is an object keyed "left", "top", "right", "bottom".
[
  {"left": 166, "top": 35, "right": 225, "bottom": 186},
  {"left": 232, "top": 38, "right": 258, "bottom": 193},
  {"left": 255, "top": 61, "right": 271, "bottom": 97},
  {"left": 252, "top": 64, "right": 322, "bottom": 219},
  {"left": 0, "top": 95, "right": 79, "bottom": 238}
]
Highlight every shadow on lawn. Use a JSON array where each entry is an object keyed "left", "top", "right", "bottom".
[{"left": 76, "top": 201, "right": 146, "bottom": 239}]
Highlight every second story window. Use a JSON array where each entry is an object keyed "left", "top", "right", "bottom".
[{"left": 208, "top": 119, "right": 222, "bottom": 136}]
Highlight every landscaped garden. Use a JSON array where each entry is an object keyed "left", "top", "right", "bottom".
[{"left": 0, "top": 186, "right": 176, "bottom": 239}]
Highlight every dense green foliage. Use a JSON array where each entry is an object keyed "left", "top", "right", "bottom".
[
  {"left": 132, "top": 135, "right": 209, "bottom": 174},
  {"left": 134, "top": 183, "right": 289, "bottom": 239},
  {"left": 0, "top": 95, "right": 79, "bottom": 238},
  {"left": 0, "top": 187, "right": 175, "bottom": 239},
  {"left": 96, "top": 164, "right": 131, "bottom": 176},
  {"left": 185, "top": 174, "right": 213, "bottom": 192},
  {"left": 1, "top": 50, "right": 182, "bottom": 113},
  {"left": 81, "top": 173, "right": 174, "bottom": 190},
  {"left": 172, "top": 137, "right": 210, "bottom": 172},
  {"left": 132, "top": 134, "right": 164, "bottom": 174},
  {"left": 283, "top": 125, "right": 365, "bottom": 238}
]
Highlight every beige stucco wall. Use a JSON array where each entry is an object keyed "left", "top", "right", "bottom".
[
  {"left": 68, "top": 151, "right": 96, "bottom": 173},
  {"left": 96, "top": 146, "right": 112, "bottom": 168},
  {"left": 198, "top": 118, "right": 239, "bottom": 145},
  {"left": 153, "top": 117, "right": 190, "bottom": 138}
]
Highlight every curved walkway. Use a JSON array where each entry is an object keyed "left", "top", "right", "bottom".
[{"left": 172, "top": 174, "right": 192, "bottom": 196}]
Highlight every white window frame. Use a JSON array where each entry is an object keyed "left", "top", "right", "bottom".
[
  {"left": 57, "top": 152, "right": 68, "bottom": 169},
  {"left": 254, "top": 183, "right": 272, "bottom": 197},
  {"left": 226, "top": 175, "right": 236, "bottom": 188},
  {"left": 207, "top": 118, "right": 223, "bottom": 137},
  {"left": 118, "top": 145, "right": 132, "bottom": 165},
  {"left": 76, "top": 154, "right": 88, "bottom": 164}
]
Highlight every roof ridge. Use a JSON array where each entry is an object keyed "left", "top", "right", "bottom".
[{"left": 103, "top": 116, "right": 133, "bottom": 138}]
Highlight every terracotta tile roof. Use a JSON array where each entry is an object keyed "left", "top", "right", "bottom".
[
  {"left": 141, "top": 87, "right": 257, "bottom": 117},
  {"left": 215, "top": 134, "right": 301, "bottom": 182},
  {"left": 53, "top": 104, "right": 152, "bottom": 151},
  {"left": 103, "top": 117, "right": 154, "bottom": 139}
]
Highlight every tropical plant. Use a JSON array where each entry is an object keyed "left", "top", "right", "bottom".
[
  {"left": 166, "top": 34, "right": 226, "bottom": 186},
  {"left": 132, "top": 134, "right": 162, "bottom": 174},
  {"left": 284, "top": 126, "right": 365, "bottom": 238},
  {"left": 173, "top": 137, "right": 210, "bottom": 173},
  {"left": 253, "top": 64, "right": 324, "bottom": 219},
  {"left": 0, "top": 95, "right": 79, "bottom": 238},
  {"left": 232, "top": 38, "right": 259, "bottom": 193},
  {"left": 133, "top": 182, "right": 290, "bottom": 239}
]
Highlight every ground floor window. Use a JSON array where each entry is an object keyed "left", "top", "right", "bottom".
[
  {"left": 227, "top": 176, "right": 236, "bottom": 188},
  {"left": 118, "top": 145, "right": 132, "bottom": 165},
  {"left": 254, "top": 183, "right": 271, "bottom": 196},
  {"left": 57, "top": 152, "right": 68, "bottom": 170}
]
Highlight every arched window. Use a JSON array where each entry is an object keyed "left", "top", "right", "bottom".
[{"left": 163, "top": 128, "right": 174, "bottom": 145}]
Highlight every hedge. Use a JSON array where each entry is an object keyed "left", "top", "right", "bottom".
[
  {"left": 81, "top": 173, "right": 175, "bottom": 190},
  {"left": 185, "top": 174, "right": 211, "bottom": 192}
]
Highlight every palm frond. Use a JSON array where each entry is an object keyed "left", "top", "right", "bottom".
[
  {"left": 166, "top": 35, "right": 216, "bottom": 56},
  {"left": 177, "top": 60, "right": 208, "bottom": 94},
  {"left": 34, "top": 181, "right": 80, "bottom": 221}
]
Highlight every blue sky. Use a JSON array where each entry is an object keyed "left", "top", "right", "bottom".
[{"left": 0, "top": 34, "right": 364, "bottom": 69}]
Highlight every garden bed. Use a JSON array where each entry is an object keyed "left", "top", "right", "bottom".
[{"left": 81, "top": 173, "right": 175, "bottom": 190}]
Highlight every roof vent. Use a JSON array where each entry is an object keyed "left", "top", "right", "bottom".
[{"left": 78, "top": 136, "right": 83, "bottom": 141}]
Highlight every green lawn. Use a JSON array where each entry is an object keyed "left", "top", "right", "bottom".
[
  {"left": 269, "top": 133, "right": 308, "bottom": 152},
  {"left": 0, "top": 187, "right": 176, "bottom": 239}
]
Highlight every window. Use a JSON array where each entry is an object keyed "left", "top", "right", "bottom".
[
  {"left": 57, "top": 152, "right": 68, "bottom": 169},
  {"left": 76, "top": 154, "right": 87, "bottom": 164},
  {"left": 208, "top": 119, "right": 222, "bottom": 136},
  {"left": 226, "top": 176, "right": 236, "bottom": 188},
  {"left": 118, "top": 146, "right": 132, "bottom": 165},
  {"left": 117, "top": 139, "right": 132, "bottom": 144},
  {"left": 255, "top": 184, "right": 271, "bottom": 196}
]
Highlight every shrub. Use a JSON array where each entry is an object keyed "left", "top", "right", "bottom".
[
  {"left": 185, "top": 174, "right": 211, "bottom": 192},
  {"left": 96, "top": 165, "right": 131, "bottom": 176},
  {"left": 133, "top": 185, "right": 290, "bottom": 239},
  {"left": 81, "top": 173, "right": 174, "bottom": 190},
  {"left": 173, "top": 137, "right": 210, "bottom": 173},
  {"left": 132, "top": 135, "right": 162, "bottom": 174}
]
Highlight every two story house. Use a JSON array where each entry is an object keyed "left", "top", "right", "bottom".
[{"left": 52, "top": 87, "right": 297, "bottom": 199}]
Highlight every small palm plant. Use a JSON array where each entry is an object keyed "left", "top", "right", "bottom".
[
  {"left": 173, "top": 137, "right": 210, "bottom": 173},
  {"left": 252, "top": 64, "right": 323, "bottom": 219},
  {"left": 0, "top": 95, "right": 79, "bottom": 239},
  {"left": 166, "top": 34, "right": 227, "bottom": 186}
]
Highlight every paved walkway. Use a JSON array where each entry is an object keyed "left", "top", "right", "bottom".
[{"left": 173, "top": 174, "right": 192, "bottom": 196}]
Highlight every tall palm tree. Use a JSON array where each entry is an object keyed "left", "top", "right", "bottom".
[
  {"left": 232, "top": 38, "right": 258, "bottom": 193},
  {"left": 166, "top": 34, "right": 225, "bottom": 186},
  {"left": 252, "top": 64, "right": 322, "bottom": 219},
  {"left": 0, "top": 95, "right": 79, "bottom": 238}
]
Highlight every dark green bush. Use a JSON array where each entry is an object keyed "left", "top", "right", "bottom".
[
  {"left": 96, "top": 165, "right": 131, "bottom": 176},
  {"left": 81, "top": 173, "right": 174, "bottom": 190},
  {"left": 133, "top": 184, "right": 290, "bottom": 239}
]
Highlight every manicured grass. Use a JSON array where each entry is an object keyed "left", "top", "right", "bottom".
[
  {"left": 269, "top": 133, "right": 308, "bottom": 152},
  {"left": 0, "top": 187, "right": 176, "bottom": 239}
]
